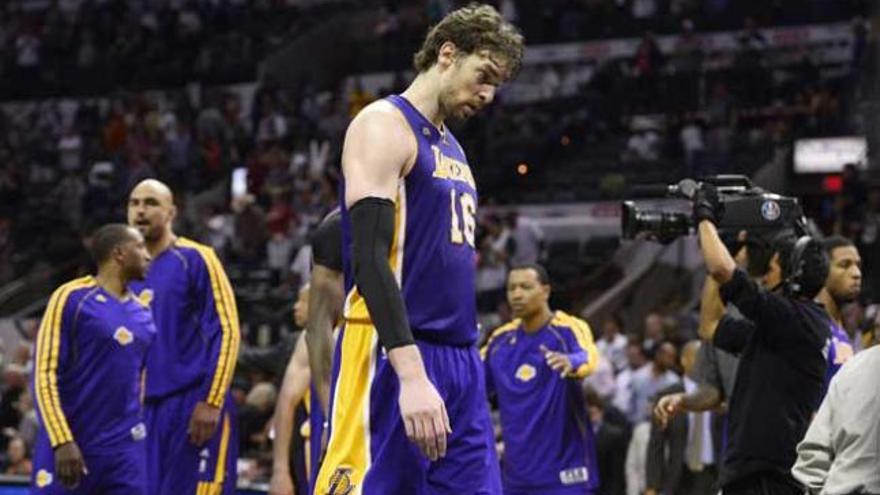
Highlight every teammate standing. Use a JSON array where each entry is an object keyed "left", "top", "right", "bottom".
[
  {"left": 314, "top": 4, "right": 524, "bottom": 494},
  {"left": 270, "top": 212, "right": 345, "bottom": 495},
  {"left": 482, "top": 264, "right": 601, "bottom": 495},
  {"left": 127, "top": 179, "right": 241, "bottom": 495},
  {"left": 31, "top": 224, "right": 155, "bottom": 494},
  {"left": 817, "top": 236, "right": 861, "bottom": 382}
]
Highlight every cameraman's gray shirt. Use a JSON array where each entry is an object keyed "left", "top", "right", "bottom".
[{"left": 792, "top": 345, "right": 880, "bottom": 495}]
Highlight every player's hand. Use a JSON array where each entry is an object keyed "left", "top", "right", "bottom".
[
  {"left": 398, "top": 374, "right": 451, "bottom": 462},
  {"left": 540, "top": 345, "right": 573, "bottom": 377},
  {"left": 268, "top": 467, "right": 295, "bottom": 495},
  {"left": 654, "top": 393, "right": 685, "bottom": 430},
  {"left": 55, "top": 441, "right": 87, "bottom": 489},
  {"left": 189, "top": 401, "right": 221, "bottom": 446},
  {"left": 645, "top": 489, "right": 658, "bottom": 495}
]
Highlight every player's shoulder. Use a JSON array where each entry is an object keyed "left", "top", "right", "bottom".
[
  {"left": 174, "top": 237, "right": 219, "bottom": 264},
  {"left": 484, "top": 319, "right": 521, "bottom": 350},
  {"left": 348, "top": 99, "right": 412, "bottom": 139},
  {"left": 51, "top": 275, "right": 98, "bottom": 302},
  {"left": 551, "top": 310, "right": 592, "bottom": 332}
]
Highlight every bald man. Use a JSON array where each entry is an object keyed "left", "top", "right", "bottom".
[
  {"left": 646, "top": 341, "right": 718, "bottom": 495},
  {"left": 127, "top": 180, "right": 241, "bottom": 495}
]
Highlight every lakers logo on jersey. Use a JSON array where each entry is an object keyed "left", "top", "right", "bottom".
[
  {"left": 114, "top": 327, "right": 134, "bottom": 346},
  {"left": 431, "top": 145, "right": 476, "bottom": 189},
  {"left": 36, "top": 469, "right": 53, "bottom": 488},
  {"left": 515, "top": 364, "right": 537, "bottom": 382},
  {"left": 327, "top": 466, "right": 355, "bottom": 495},
  {"left": 95, "top": 294, "right": 107, "bottom": 303},
  {"left": 136, "top": 289, "right": 154, "bottom": 307}
]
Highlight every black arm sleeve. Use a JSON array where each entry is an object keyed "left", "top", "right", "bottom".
[
  {"left": 311, "top": 210, "right": 343, "bottom": 272},
  {"left": 349, "top": 197, "right": 414, "bottom": 350}
]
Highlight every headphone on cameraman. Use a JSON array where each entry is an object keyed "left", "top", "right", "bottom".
[{"left": 783, "top": 236, "right": 816, "bottom": 297}]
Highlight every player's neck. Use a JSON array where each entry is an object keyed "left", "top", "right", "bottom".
[
  {"left": 401, "top": 73, "right": 446, "bottom": 128},
  {"left": 95, "top": 268, "right": 128, "bottom": 300},
  {"left": 817, "top": 289, "right": 844, "bottom": 327},
  {"left": 147, "top": 230, "right": 177, "bottom": 258},
  {"left": 522, "top": 307, "right": 554, "bottom": 333}
]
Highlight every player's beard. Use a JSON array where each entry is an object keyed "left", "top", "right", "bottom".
[
  {"left": 137, "top": 223, "right": 163, "bottom": 243},
  {"left": 833, "top": 288, "right": 860, "bottom": 306}
]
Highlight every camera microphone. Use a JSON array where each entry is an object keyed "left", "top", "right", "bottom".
[
  {"left": 630, "top": 179, "right": 700, "bottom": 199},
  {"left": 668, "top": 179, "right": 700, "bottom": 199}
]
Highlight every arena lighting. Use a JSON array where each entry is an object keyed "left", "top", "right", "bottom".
[
  {"left": 516, "top": 162, "right": 529, "bottom": 175},
  {"left": 794, "top": 136, "right": 867, "bottom": 174}
]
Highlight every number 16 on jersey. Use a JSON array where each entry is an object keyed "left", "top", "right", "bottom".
[{"left": 450, "top": 190, "right": 476, "bottom": 248}]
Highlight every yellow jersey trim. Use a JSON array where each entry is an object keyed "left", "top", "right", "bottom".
[
  {"left": 34, "top": 276, "right": 95, "bottom": 447},
  {"left": 177, "top": 238, "right": 241, "bottom": 408}
]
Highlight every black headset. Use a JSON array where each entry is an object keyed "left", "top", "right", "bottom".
[{"left": 783, "top": 235, "right": 815, "bottom": 296}]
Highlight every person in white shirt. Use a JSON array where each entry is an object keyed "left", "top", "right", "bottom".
[
  {"left": 612, "top": 341, "right": 648, "bottom": 415},
  {"left": 792, "top": 345, "right": 880, "bottom": 494},
  {"left": 597, "top": 315, "right": 629, "bottom": 373}
]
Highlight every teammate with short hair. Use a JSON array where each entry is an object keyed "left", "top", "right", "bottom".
[
  {"left": 127, "top": 179, "right": 241, "bottom": 495},
  {"left": 818, "top": 236, "right": 861, "bottom": 382},
  {"left": 314, "top": 4, "right": 524, "bottom": 494},
  {"left": 31, "top": 224, "right": 155, "bottom": 494},
  {"left": 482, "top": 264, "right": 601, "bottom": 495}
]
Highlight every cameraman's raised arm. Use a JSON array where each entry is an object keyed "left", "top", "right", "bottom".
[
  {"left": 694, "top": 184, "right": 736, "bottom": 284},
  {"left": 700, "top": 221, "right": 736, "bottom": 283},
  {"left": 698, "top": 275, "right": 725, "bottom": 341}
]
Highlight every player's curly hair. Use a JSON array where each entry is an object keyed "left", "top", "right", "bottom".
[{"left": 413, "top": 3, "right": 525, "bottom": 77}]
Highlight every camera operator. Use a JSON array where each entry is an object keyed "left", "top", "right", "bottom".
[{"left": 693, "top": 185, "right": 830, "bottom": 495}]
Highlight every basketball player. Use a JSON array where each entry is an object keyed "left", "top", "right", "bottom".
[
  {"left": 270, "top": 211, "right": 344, "bottom": 495},
  {"left": 31, "top": 224, "right": 155, "bottom": 494},
  {"left": 818, "top": 236, "right": 861, "bottom": 382},
  {"left": 482, "top": 264, "right": 601, "bottom": 495},
  {"left": 314, "top": 4, "right": 524, "bottom": 494},
  {"left": 127, "top": 179, "right": 241, "bottom": 495}
]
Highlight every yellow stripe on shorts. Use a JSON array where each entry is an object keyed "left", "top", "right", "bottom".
[{"left": 314, "top": 321, "right": 377, "bottom": 495}]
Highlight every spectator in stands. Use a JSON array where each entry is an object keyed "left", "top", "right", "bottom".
[
  {"left": 680, "top": 118, "right": 705, "bottom": 173},
  {"left": 587, "top": 386, "right": 628, "bottom": 495},
  {"left": 625, "top": 418, "right": 651, "bottom": 495},
  {"left": 4, "top": 436, "right": 31, "bottom": 476},
  {"left": 477, "top": 215, "right": 512, "bottom": 312},
  {"left": 632, "top": 32, "right": 664, "bottom": 107},
  {"left": 598, "top": 314, "right": 629, "bottom": 373},
  {"left": 506, "top": 210, "right": 544, "bottom": 266},
  {"left": 12, "top": 389, "right": 38, "bottom": 454},
  {"left": 585, "top": 353, "right": 618, "bottom": 402},
  {"left": 613, "top": 340, "right": 649, "bottom": 415},
  {"left": 231, "top": 194, "right": 267, "bottom": 266},
  {"left": 643, "top": 311, "right": 665, "bottom": 350},
  {"left": 673, "top": 20, "right": 704, "bottom": 107},
  {"left": 628, "top": 341, "right": 679, "bottom": 424},
  {"left": 239, "top": 382, "right": 278, "bottom": 457}
]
